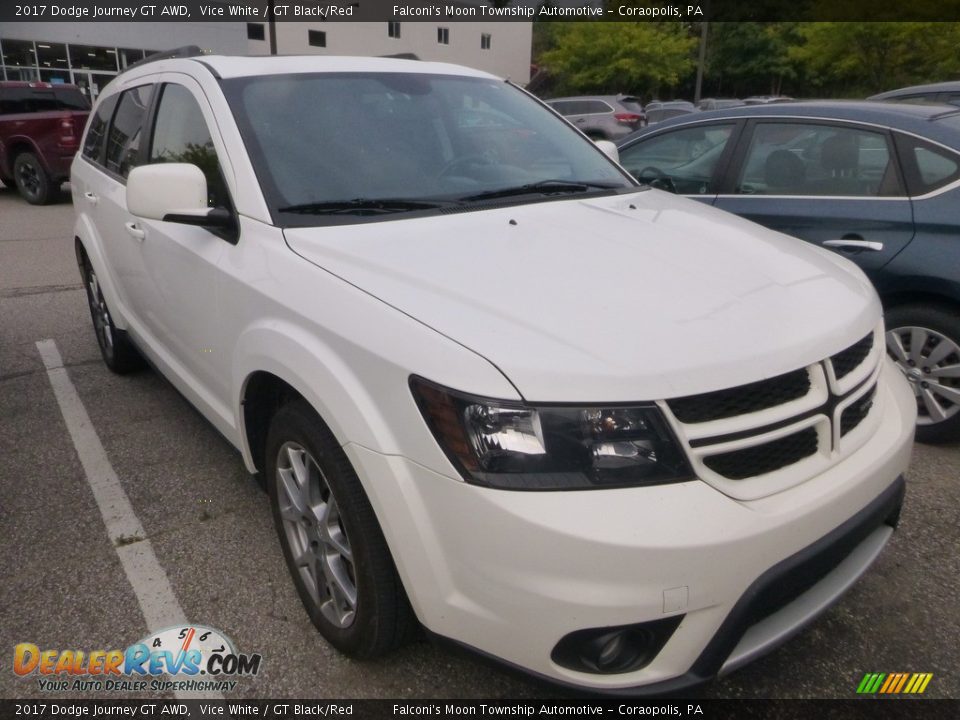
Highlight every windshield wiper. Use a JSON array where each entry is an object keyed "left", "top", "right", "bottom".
[
  {"left": 278, "top": 198, "right": 448, "bottom": 215},
  {"left": 460, "top": 180, "right": 621, "bottom": 203}
]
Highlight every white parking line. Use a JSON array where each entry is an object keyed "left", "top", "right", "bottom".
[{"left": 36, "top": 339, "right": 222, "bottom": 701}]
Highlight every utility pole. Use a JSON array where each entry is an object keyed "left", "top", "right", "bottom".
[
  {"left": 694, "top": 20, "right": 708, "bottom": 104},
  {"left": 268, "top": 0, "right": 277, "bottom": 56}
]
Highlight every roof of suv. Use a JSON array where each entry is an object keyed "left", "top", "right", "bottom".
[{"left": 124, "top": 54, "right": 494, "bottom": 81}]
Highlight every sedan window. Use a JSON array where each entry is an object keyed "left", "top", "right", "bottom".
[
  {"left": 619, "top": 124, "right": 735, "bottom": 194},
  {"left": 736, "top": 122, "right": 902, "bottom": 197}
]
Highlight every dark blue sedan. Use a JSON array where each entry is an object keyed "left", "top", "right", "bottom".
[{"left": 617, "top": 101, "right": 960, "bottom": 443}]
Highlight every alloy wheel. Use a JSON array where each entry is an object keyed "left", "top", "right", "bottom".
[
  {"left": 86, "top": 265, "right": 114, "bottom": 356},
  {"left": 886, "top": 325, "right": 960, "bottom": 426},
  {"left": 276, "top": 441, "right": 357, "bottom": 628}
]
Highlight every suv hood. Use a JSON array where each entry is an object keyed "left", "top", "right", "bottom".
[{"left": 284, "top": 190, "right": 879, "bottom": 402}]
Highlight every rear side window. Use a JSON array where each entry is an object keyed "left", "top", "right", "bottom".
[
  {"left": 149, "top": 83, "right": 229, "bottom": 209},
  {"left": 894, "top": 133, "right": 960, "bottom": 196},
  {"left": 105, "top": 85, "right": 153, "bottom": 179},
  {"left": 736, "top": 122, "right": 902, "bottom": 197},
  {"left": 82, "top": 94, "right": 118, "bottom": 164}
]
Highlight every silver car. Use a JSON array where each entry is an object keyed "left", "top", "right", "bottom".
[{"left": 544, "top": 94, "right": 645, "bottom": 140}]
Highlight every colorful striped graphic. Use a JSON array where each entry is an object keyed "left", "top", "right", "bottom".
[{"left": 857, "top": 672, "right": 933, "bottom": 694}]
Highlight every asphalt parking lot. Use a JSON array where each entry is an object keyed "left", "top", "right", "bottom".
[{"left": 1, "top": 183, "right": 958, "bottom": 701}]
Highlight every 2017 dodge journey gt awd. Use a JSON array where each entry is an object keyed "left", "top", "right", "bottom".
[{"left": 71, "top": 51, "right": 915, "bottom": 694}]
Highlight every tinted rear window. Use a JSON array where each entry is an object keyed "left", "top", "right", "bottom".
[
  {"left": 53, "top": 87, "right": 91, "bottom": 111},
  {"left": 0, "top": 86, "right": 89, "bottom": 114}
]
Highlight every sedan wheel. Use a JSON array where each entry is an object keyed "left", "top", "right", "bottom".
[{"left": 886, "top": 304, "right": 960, "bottom": 443}]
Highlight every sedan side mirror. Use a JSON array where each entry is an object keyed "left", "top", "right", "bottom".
[{"left": 594, "top": 140, "right": 619, "bottom": 164}]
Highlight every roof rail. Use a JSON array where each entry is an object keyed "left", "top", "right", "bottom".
[
  {"left": 124, "top": 45, "right": 208, "bottom": 73},
  {"left": 380, "top": 53, "right": 420, "bottom": 61}
]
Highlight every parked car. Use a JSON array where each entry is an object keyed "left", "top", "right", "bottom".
[
  {"left": 0, "top": 81, "right": 90, "bottom": 203},
  {"left": 74, "top": 54, "right": 914, "bottom": 694},
  {"left": 617, "top": 101, "right": 960, "bottom": 443},
  {"left": 645, "top": 99, "right": 698, "bottom": 124},
  {"left": 544, "top": 94, "right": 645, "bottom": 140},
  {"left": 869, "top": 81, "right": 960, "bottom": 107},
  {"left": 743, "top": 95, "right": 794, "bottom": 105},
  {"left": 697, "top": 98, "right": 745, "bottom": 111}
]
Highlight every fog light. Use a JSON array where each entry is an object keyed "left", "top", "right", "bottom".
[{"left": 551, "top": 616, "right": 683, "bottom": 675}]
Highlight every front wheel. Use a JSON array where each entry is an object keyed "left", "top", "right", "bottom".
[
  {"left": 265, "top": 400, "right": 415, "bottom": 658},
  {"left": 885, "top": 304, "right": 960, "bottom": 444}
]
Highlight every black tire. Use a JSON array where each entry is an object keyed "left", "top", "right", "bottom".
[
  {"left": 265, "top": 399, "right": 415, "bottom": 658},
  {"left": 13, "top": 152, "right": 54, "bottom": 205},
  {"left": 885, "top": 303, "right": 960, "bottom": 444},
  {"left": 77, "top": 244, "right": 143, "bottom": 374}
]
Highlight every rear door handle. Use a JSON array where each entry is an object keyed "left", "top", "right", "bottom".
[
  {"left": 823, "top": 239, "right": 884, "bottom": 252},
  {"left": 124, "top": 222, "right": 145, "bottom": 241},
  {"left": 83, "top": 191, "right": 98, "bottom": 205}
]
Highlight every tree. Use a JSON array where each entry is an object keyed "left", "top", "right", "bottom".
[
  {"left": 705, "top": 23, "right": 800, "bottom": 97},
  {"left": 539, "top": 23, "right": 697, "bottom": 98},
  {"left": 790, "top": 23, "right": 960, "bottom": 96}
]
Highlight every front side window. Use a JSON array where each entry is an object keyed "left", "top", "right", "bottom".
[
  {"left": 619, "top": 123, "right": 735, "bottom": 195},
  {"left": 149, "top": 83, "right": 229, "bottom": 209},
  {"left": 736, "top": 122, "right": 902, "bottom": 197},
  {"left": 104, "top": 84, "right": 153, "bottom": 178},
  {"left": 223, "top": 72, "right": 633, "bottom": 226},
  {"left": 82, "top": 94, "right": 118, "bottom": 164}
]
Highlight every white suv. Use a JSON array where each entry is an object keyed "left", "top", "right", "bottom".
[{"left": 72, "top": 53, "right": 915, "bottom": 693}]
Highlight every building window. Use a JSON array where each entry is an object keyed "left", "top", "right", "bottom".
[
  {"left": 437, "top": 27, "right": 449, "bottom": 45},
  {"left": 308, "top": 30, "right": 327, "bottom": 48},
  {"left": 247, "top": 23, "right": 265, "bottom": 41},
  {"left": 481, "top": 33, "right": 492, "bottom": 50},
  {"left": 388, "top": 22, "right": 401, "bottom": 39}
]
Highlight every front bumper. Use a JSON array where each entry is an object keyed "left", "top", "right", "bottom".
[{"left": 344, "top": 360, "right": 915, "bottom": 692}]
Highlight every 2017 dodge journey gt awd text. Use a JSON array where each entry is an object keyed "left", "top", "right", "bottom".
[{"left": 71, "top": 52, "right": 916, "bottom": 694}]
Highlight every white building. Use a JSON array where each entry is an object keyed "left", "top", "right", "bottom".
[
  {"left": 247, "top": 21, "right": 532, "bottom": 84},
  {"left": 1, "top": 19, "right": 532, "bottom": 101}
]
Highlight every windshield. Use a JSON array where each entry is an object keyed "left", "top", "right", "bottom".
[{"left": 222, "top": 72, "right": 634, "bottom": 225}]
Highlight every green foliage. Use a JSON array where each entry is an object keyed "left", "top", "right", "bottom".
[
  {"left": 791, "top": 23, "right": 960, "bottom": 95},
  {"left": 539, "top": 22, "right": 697, "bottom": 97},
  {"left": 706, "top": 23, "right": 801, "bottom": 96},
  {"left": 533, "top": 21, "right": 960, "bottom": 100}
]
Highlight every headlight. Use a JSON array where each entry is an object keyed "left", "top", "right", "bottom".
[{"left": 410, "top": 376, "right": 692, "bottom": 490}]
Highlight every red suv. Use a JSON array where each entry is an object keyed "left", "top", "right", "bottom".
[{"left": 0, "top": 81, "right": 90, "bottom": 204}]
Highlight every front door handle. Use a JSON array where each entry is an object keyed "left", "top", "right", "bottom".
[
  {"left": 83, "top": 191, "right": 98, "bottom": 205},
  {"left": 124, "top": 222, "right": 145, "bottom": 241},
  {"left": 823, "top": 239, "right": 884, "bottom": 252}
]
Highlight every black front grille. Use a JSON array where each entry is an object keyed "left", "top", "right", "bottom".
[
  {"left": 840, "top": 385, "right": 877, "bottom": 437},
  {"left": 667, "top": 368, "right": 810, "bottom": 424},
  {"left": 831, "top": 333, "right": 873, "bottom": 380},
  {"left": 703, "top": 427, "right": 819, "bottom": 480}
]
